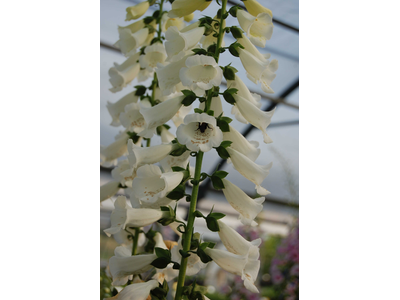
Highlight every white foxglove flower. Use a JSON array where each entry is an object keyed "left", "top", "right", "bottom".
[
  {"left": 131, "top": 164, "right": 183, "bottom": 207},
  {"left": 223, "top": 125, "right": 260, "bottom": 162},
  {"left": 236, "top": 34, "right": 270, "bottom": 63},
  {"left": 199, "top": 96, "right": 223, "bottom": 117},
  {"left": 111, "top": 159, "right": 137, "bottom": 187},
  {"left": 109, "top": 52, "right": 141, "bottom": 93},
  {"left": 184, "top": 13, "right": 194, "bottom": 22},
  {"left": 138, "top": 95, "right": 185, "bottom": 138},
  {"left": 125, "top": 1, "right": 150, "bottom": 21},
  {"left": 109, "top": 253, "right": 157, "bottom": 285},
  {"left": 238, "top": 48, "right": 278, "bottom": 94},
  {"left": 165, "top": 17, "right": 185, "bottom": 31},
  {"left": 104, "top": 196, "right": 170, "bottom": 236},
  {"left": 160, "top": 126, "right": 176, "bottom": 144},
  {"left": 200, "top": 15, "right": 225, "bottom": 49},
  {"left": 118, "top": 19, "right": 145, "bottom": 35},
  {"left": 119, "top": 100, "right": 150, "bottom": 133},
  {"left": 172, "top": 103, "right": 192, "bottom": 128},
  {"left": 221, "top": 178, "right": 265, "bottom": 226},
  {"left": 165, "top": 26, "right": 205, "bottom": 60},
  {"left": 100, "top": 181, "right": 120, "bottom": 202},
  {"left": 226, "top": 147, "right": 272, "bottom": 196},
  {"left": 104, "top": 280, "right": 159, "bottom": 300},
  {"left": 168, "top": 0, "right": 211, "bottom": 18},
  {"left": 138, "top": 68, "right": 153, "bottom": 82},
  {"left": 100, "top": 133, "right": 129, "bottom": 167},
  {"left": 204, "top": 247, "right": 260, "bottom": 293},
  {"left": 176, "top": 113, "right": 223, "bottom": 152},
  {"left": 160, "top": 150, "right": 191, "bottom": 173},
  {"left": 156, "top": 52, "right": 193, "bottom": 96},
  {"left": 237, "top": 10, "right": 273, "bottom": 48},
  {"left": 217, "top": 220, "right": 261, "bottom": 260},
  {"left": 106, "top": 91, "right": 139, "bottom": 127},
  {"left": 179, "top": 55, "right": 223, "bottom": 96},
  {"left": 139, "top": 43, "right": 167, "bottom": 72},
  {"left": 113, "top": 229, "right": 146, "bottom": 247},
  {"left": 242, "top": 0, "right": 273, "bottom": 17},
  {"left": 115, "top": 28, "right": 149, "bottom": 57},
  {"left": 127, "top": 140, "right": 179, "bottom": 169},
  {"left": 233, "top": 94, "right": 275, "bottom": 143}
]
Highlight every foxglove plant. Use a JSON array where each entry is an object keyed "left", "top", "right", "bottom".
[{"left": 100, "top": 0, "right": 280, "bottom": 299}]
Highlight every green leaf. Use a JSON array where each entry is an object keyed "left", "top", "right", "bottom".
[
  {"left": 205, "top": 216, "right": 220, "bottom": 232},
  {"left": 194, "top": 210, "right": 205, "bottom": 218},
  {"left": 182, "top": 95, "right": 197, "bottom": 106},
  {"left": 151, "top": 257, "right": 171, "bottom": 269},
  {"left": 213, "top": 170, "right": 229, "bottom": 179},
  {"left": 210, "top": 175, "right": 225, "bottom": 190},
  {"left": 220, "top": 116, "right": 233, "bottom": 123},
  {"left": 155, "top": 247, "right": 171, "bottom": 259},
  {"left": 216, "top": 119, "right": 230, "bottom": 132},
  {"left": 166, "top": 185, "right": 185, "bottom": 200},
  {"left": 209, "top": 212, "right": 226, "bottom": 220},
  {"left": 181, "top": 89, "right": 196, "bottom": 97},
  {"left": 134, "top": 85, "right": 147, "bottom": 96},
  {"left": 191, "top": 48, "right": 207, "bottom": 55},
  {"left": 215, "top": 146, "right": 230, "bottom": 160},
  {"left": 171, "top": 166, "right": 186, "bottom": 172},
  {"left": 220, "top": 141, "right": 233, "bottom": 148}
]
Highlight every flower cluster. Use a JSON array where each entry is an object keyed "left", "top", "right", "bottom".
[{"left": 100, "top": 0, "right": 280, "bottom": 299}]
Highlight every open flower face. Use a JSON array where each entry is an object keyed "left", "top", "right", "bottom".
[
  {"left": 179, "top": 55, "right": 223, "bottom": 96},
  {"left": 106, "top": 91, "right": 139, "bottom": 127},
  {"left": 119, "top": 100, "right": 150, "bottom": 133},
  {"left": 168, "top": 0, "right": 211, "bottom": 18},
  {"left": 115, "top": 27, "right": 149, "bottom": 57},
  {"left": 238, "top": 48, "right": 278, "bottom": 94},
  {"left": 109, "top": 53, "right": 141, "bottom": 93},
  {"left": 177, "top": 113, "right": 223, "bottom": 152},
  {"left": 237, "top": 10, "right": 273, "bottom": 48},
  {"left": 131, "top": 164, "right": 183, "bottom": 207},
  {"left": 139, "top": 43, "right": 167, "bottom": 72}
]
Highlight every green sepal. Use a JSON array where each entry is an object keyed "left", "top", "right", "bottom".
[
  {"left": 194, "top": 210, "right": 205, "bottom": 218},
  {"left": 212, "top": 170, "right": 229, "bottom": 179},
  {"left": 223, "top": 66, "right": 236, "bottom": 80},
  {"left": 220, "top": 141, "right": 233, "bottom": 148},
  {"left": 151, "top": 257, "right": 171, "bottom": 269},
  {"left": 172, "top": 262, "right": 181, "bottom": 269},
  {"left": 191, "top": 48, "right": 208, "bottom": 55},
  {"left": 215, "top": 146, "right": 230, "bottom": 160},
  {"left": 134, "top": 85, "right": 147, "bottom": 96},
  {"left": 157, "top": 206, "right": 176, "bottom": 226},
  {"left": 179, "top": 249, "right": 191, "bottom": 258},
  {"left": 169, "top": 143, "right": 188, "bottom": 156},
  {"left": 194, "top": 108, "right": 204, "bottom": 114},
  {"left": 171, "top": 166, "right": 186, "bottom": 172},
  {"left": 222, "top": 88, "right": 238, "bottom": 104},
  {"left": 210, "top": 174, "right": 225, "bottom": 189},
  {"left": 150, "top": 286, "right": 168, "bottom": 299},
  {"left": 143, "top": 16, "right": 155, "bottom": 24},
  {"left": 166, "top": 184, "right": 185, "bottom": 200},
  {"left": 228, "top": 41, "right": 244, "bottom": 57},
  {"left": 208, "top": 212, "right": 226, "bottom": 220},
  {"left": 205, "top": 216, "right": 220, "bottom": 232},
  {"left": 155, "top": 247, "right": 171, "bottom": 259},
  {"left": 230, "top": 25, "right": 244, "bottom": 38},
  {"left": 196, "top": 248, "right": 213, "bottom": 263}
]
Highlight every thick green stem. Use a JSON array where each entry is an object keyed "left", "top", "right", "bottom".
[
  {"left": 132, "top": 227, "right": 140, "bottom": 255},
  {"left": 214, "top": 0, "right": 228, "bottom": 63},
  {"left": 174, "top": 151, "right": 204, "bottom": 300}
]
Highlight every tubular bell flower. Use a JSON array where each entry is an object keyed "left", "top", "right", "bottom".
[
  {"left": 131, "top": 164, "right": 183, "bottom": 207},
  {"left": 236, "top": 33, "right": 271, "bottom": 63},
  {"left": 233, "top": 94, "right": 275, "bottom": 143},
  {"left": 106, "top": 91, "right": 139, "bottom": 127},
  {"left": 221, "top": 178, "right": 265, "bottom": 226},
  {"left": 165, "top": 17, "right": 185, "bottom": 31},
  {"left": 217, "top": 220, "right": 261, "bottom": 260},
  {"left": 138, "top": 95, "right": 185, "bottom": 138},
  {"left": 172, "top": 103, "right": 192, "bottom": 128},
  {"left": 160, "top": 150, "right": 191, "bottom": 173},
  {"left": 176, "top": 113, "right": 223, "bottom": 152},
  {"left": 184, "top": 13, "right": 194, "bottom": 22},
  {"left": 168, "top": 0, "right": 212, "bottom": 18},
  {"left": 237, "top": 10, "right": 273, "bottom": 48},
  {"left": 111, "top": 159, "right": 137, "bottom": 187},
  {"left": 204, "top": 247, "right": 260, "bottom": 293},
  {"left": 100, "top": 181, "right": 120, "bottom": 202},
  {"left": 139, "top": 43, "right": 168, "bottom": 72},
  {"left": 127, "top": 140, "right": 179, "bottom": 169},
  {"left": 119, "top": 100, "right": 150, "bottom": 133},
  {"left": 223, "top": 125, "right": 260, "bottom": 162},
  {"left": 156, "top": 51, "right": 193, "bottom": 96},
  {"left": 238, "top": 48, "right": 278, "bottom": 94},
  {"left": 104, "top": 196, "right": 170, "bottom": 237},
  {"left": 115, "top": 27, "right": 149, "bottom": 57},
  {"left": 165, "top": 26, "right": 205, "bottom": 60},
  {"left": 242, "top": 0, "right": 273, "bottom": 17},
  {"left": 160, "top": 126, "right": 176, "bottom": 144},
  {"left": 109, "top": 52, "right": 141, "bottom": 93},
  {"left": 125, "top": 1, "right": 150, "bottom": 21},
  {"left": 226, "top": 147, "right": 272, "bottom": 195},
  {"left": 118, "top": 19, "right": 145, "bottom": 35},
  {"left": 100, "top": 132, "right": 129, "bottom": 167},
  {"left": 104, "top": 280, "right": 159, "bottom": 300},
  {"left": 179, "top": 55, "right": 223, "bottom": 96}
]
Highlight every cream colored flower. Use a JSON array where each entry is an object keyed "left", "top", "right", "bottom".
[
  {"left": 100, "top": 132, "right": 129, "bottom": 167},
  {"left": 109, "top": 52, "right": 141, "bottom": 93},
  {"left": 237, "top": 10, "right": 273, "bottom": 47},
  {"left": 106, "top": 91, "right": 139, "bottom": 127},
  {"left": 176, "top": 113, "right": 223, "bottom": 152},
  {"left": 221, "top": 178, "right": 265, "bottom": 226},
  {"left": 168, "top": 0, "right": 211, "bottom": 18},
  {"left": 199, "top": 95, "right": 223, "bottom": 117},
  {"left": 233, "top": 94, "right": 275, "bottom": 144},
  {"left": 165, "top": 26, "right": 205, "bottom": 60},
  {"left": 125, "top": 1, "right": 150, "bottom": 21},
  {"left": 242, "top": 0, "right": 273, "bottom": 17},
  {"left": 179, "top": 55, "right": 223, "bottom": 96},
  {"left": 165, "top": 17, "right": 185, "bottom": 31},
  {"left": 111, "top": 159, "right": 137, "bottom": 187},
  {"left": 223, "top": 125, "right": 260, "bottom": 162},
  {"left": 160, "top": 150, "right": 191, "bottom": 173},
  {"left": 236, "top": 34, "right": 270, "bottom": 63},
  {"left": 118, "top": 19, "right": 145, "bottom": 35},
  {"left": 204, "top": 247, "right": 260, "bottom": 293},
  {"left": 238, "top": 48, "right": 278, "bottom": 94},
  {"left": 160, "top": 126, "right": 176, "bottom": 144},
  {"left": 115, "top": 27, "right": 149, "bottom": 57},
  {"left": 104, "top": 279, "right": 159, "bottom": 299},
  {"left": 100, "top": 181, "right": 120, "bottom": 202},
  {"left": 119, "top": 100, "right": 150, "bottom": 133},
  {"left": 184, "top": 13, "right": 194, "bottom": 22},
  {"left": 226, "top": 147, "right": 272, "bottom": 195},
  {"left": 130, "top": 164, "right": 183, "bottom": 207},
  {"left": 139, "top": 43, "right": 167, "bottom": 72},
  {"left": 172, "top": 103, "right": 192, "bottom": 128}
]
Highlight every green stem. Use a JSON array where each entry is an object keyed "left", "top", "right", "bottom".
[
  {"left": 174, "top": 151, "right": 204, "bottom": 300},
  {"left": 132, "top": 227, "right": 140, "bottom": 255},
  {"left": 214, "top": 0, "right": 228, "bottom": 63}
]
